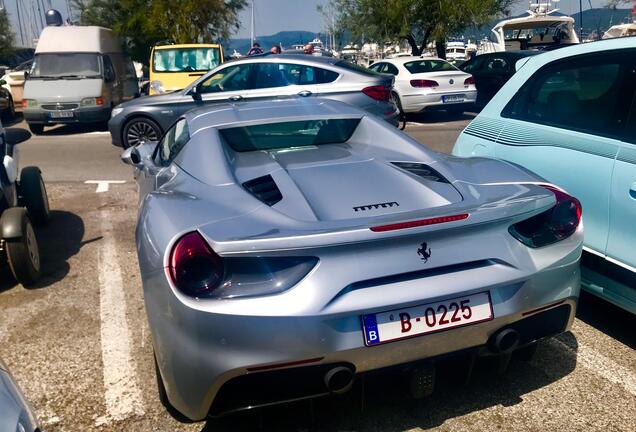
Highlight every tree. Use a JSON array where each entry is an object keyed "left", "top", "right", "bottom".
[
  {"left": 0, "top": 7, "right": 15, "bottom": 58},
  {"left": 323, "top": 0, "right": 515, "bottom": 57},
  {"left": 71, "top": 0, "right": 247, "bottom": 63}
]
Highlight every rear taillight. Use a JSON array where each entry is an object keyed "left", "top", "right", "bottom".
[
  {"left": 464, "top": 76, "right": 475, "bottom": 86},
  {"left": 169, "top": 231, "right": 224, "bottom": 297},
  {"left": 509, "top": 185, "right": 582, "bottom": 248},
  {"left": 168, "top": 231, "right": 318, "bottom": 299},
  {"left": 362, "top": 85, "right": 391, "bottom": 101},
  {"left": 410, "top": 79, "right": 439, "bottom": 88}
]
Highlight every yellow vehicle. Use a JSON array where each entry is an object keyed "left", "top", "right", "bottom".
[{"left": 149, "top": 43, "right": 224, "bottom": 95}]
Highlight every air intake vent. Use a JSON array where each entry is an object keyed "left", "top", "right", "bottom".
[
  {"left": 392, "top": 162, "right": 450, "bottom": 183},
  {"left": 242, "top": 175, "right": 283, "bottom": 206}
]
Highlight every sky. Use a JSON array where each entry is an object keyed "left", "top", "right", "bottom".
[{"left": 3, "top": 0, "right": 622, "bottom": 47}]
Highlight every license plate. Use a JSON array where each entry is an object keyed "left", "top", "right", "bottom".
[
  {"left": 362, "top": 292, "right": 493, "bottom": 346},
  {"left": 49, "top": 110, "right": 74, "bottom": 118},
  {"left": 442, "top": 95, "right": 464, "bottom": 103}
]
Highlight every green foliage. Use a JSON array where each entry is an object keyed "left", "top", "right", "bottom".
[
  {"left": 71, "top": 0, "right": 247, "bottom": 63},
  {"left": 324, "top": 0, "right": 515, "bottom": 55},
  {"left": 0, "top": 8, "right": 15, "bottom": 57}
]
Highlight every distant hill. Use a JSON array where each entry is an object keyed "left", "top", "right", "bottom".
[
  {"left": 571, "top": 8, "right": 632, "bottom": 34},
  {"left": 226, "top": 8, "right": 633, "bottom": 52},
  {"left": 226, "top": 31, "right": 318, "bottom": 55}
]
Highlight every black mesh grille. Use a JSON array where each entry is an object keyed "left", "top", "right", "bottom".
[
  {"left": 242, "top": 175, "right": 283, "bottom": 206},
  {"left": 41, "top": 103, "right": 79, "bottom": 110},
  {"left": 392, "top": 162, "right": 450, "bottom": 183}
]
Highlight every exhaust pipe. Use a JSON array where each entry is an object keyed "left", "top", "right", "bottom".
[
  {"left": 491, "top": 328, "right": 520, "bottom": 354},
  {"left": 324, "top": 366, "right": 354, "bottom": 394}
]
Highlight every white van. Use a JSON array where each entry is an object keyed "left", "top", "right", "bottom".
[{"left": 22, "top": 26, "right": 138, "bottom": 134}]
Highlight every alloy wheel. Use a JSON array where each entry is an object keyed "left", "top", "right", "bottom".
[{"left": 126, "top": 120, "right": 159, "bottom": 147}]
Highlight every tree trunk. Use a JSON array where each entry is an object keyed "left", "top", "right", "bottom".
[
  {"left": 403, "top": 33, "right": 421, "bottom": 55},
  {"left": 435, "top": 39, "right": 446, "bottom": 59},
  {"left": 418, "top": 28, "right": 432, "bottom": 56}
]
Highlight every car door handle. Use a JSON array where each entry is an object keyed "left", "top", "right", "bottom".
[
  {"left": 298, "top": 90, "right": 312, "bottom": 97},
  {"left": 228, "top": 95, "right": 243, "bottom": 101},
  {"left": 630, "top": 182, "right": 636, "bottom": 200}
]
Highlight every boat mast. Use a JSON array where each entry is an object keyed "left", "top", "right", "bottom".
[{"left": 250, "top": 0, "right": 255, "bottom": 46}]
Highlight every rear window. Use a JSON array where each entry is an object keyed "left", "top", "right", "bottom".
[
  {"left": 404, "top": 60, "right": 457, "bottom": 74},
  {"left": 335, "top": 60, "right": 383, "bottom": 77},
  {"left": 220, "top": 119, "right": 361, "bottom": 152}
]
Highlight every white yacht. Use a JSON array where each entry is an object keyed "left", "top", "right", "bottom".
[
  {"left": 603, "top": 15, "right": 636, "bottom": 39},
  {"left": 479, "top": 1, "right": 579, "bottom": 53}
]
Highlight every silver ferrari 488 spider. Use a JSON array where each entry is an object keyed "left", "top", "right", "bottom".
[{"left": 122, "top": 98, "right": 582, "bottom": 421}]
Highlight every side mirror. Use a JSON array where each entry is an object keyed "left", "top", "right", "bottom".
[
  {"left": 23, "top": 71, "right": 29, "bottom": 80},
  {"left": 104, "top": 69, "right": 115, "bottom": 83},
  {"left": 4, "top": 128, "right": 32, "bottom": 145},
  {"left": 121, "top": 146, "right": 143, "bottom": 167},
  {"left": 191, "top": 85, "right": 201, "bottom": 100}
]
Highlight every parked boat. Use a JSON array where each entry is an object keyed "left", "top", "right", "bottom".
[{"left": 479, "top": 1, "right": 579, "bottom": 53}]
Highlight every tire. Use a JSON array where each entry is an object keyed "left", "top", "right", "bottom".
[
  {"left": 123, "top": 117, "right": 162, "bottom": 148},
  {"left": 28, "top": 123, "right": 44, "bottom": 135},
  {"left": 2, "top": 96, "right": 15, "bottom": 120},
  {"left": 19, "top": 167, "right": 50, "bottom": 226},
  {"left": 391, "top": 92, "right": 407, "bottom": 130},
  {"left": 5, "top": 215, "right": 41, "bottom": 286},
  {"left": 154, "top": 353, "right": 194, "bottom": 423}
]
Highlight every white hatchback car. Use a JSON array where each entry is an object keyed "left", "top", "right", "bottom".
[{"left": 369, "top": 57, "right": 477, "bottom": 115}]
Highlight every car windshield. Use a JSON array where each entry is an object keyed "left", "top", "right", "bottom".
[
  {"left": 153, "top": 47, "right": 221, "bottom": 73},
  {"left": 404, "top": 60, "right": 457, "bottom": 73},
  {"left": 30, "top": 53, "right": 101, "bottom": 78},
  {"left": 219, "top": 119, "right": 361, "bottom": 152}
]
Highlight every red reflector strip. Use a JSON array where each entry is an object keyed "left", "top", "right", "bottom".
[
  {"left": 246, "top": 357, "right": 324, "bottom": 372},
  {"left": 521, "top": 300, "right": 565, "bottom": 317},
  {"left": 370, "top": 213, "right": 469, "bottom": 232}
]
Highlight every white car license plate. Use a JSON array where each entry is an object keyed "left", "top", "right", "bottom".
[
  {"left": 442, "top": 95, "right": 464, "bottom": 104},
  {"left": 49, "top": 110, "right": 74, "bottom": 119},
  {"left": 362, "top": 292, "right": 493, "bottom": 346}
]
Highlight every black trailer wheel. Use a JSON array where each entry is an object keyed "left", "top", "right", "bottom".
[
  {"left": 5, "top": 215, "right": 41, "bottom": 286},
  {"left": 19, "top": 166, "right": 50, "bottom": 225}
]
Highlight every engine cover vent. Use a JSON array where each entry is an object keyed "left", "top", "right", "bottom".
[
  {"left": 392, "top": 162, "right": 450, "bottom": 183},
  {"left": 242, "top": 175, "right": 283, "bottom": 206}
]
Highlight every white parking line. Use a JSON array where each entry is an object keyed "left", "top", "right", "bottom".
[
  {"left": 548, "top": 338, "right": 636, "bottom": 397},
  {"left": 85, "top": 180, "right": 126, "bottom": 193},
  {"left": 95, "top": 211, "right": 144, "bottom": 425}
]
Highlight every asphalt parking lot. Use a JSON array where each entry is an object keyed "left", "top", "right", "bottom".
[{"left": 0, "top": 113, "right": 634, "bottom": 431}]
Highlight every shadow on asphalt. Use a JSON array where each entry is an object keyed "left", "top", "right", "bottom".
[
  {"left": 576, "top": 290, "right": 636, "bottom": 350},
  {"left": 0, "top": 210, "right": 88, "bottom": 291},
  {"left": 35, "top": 122, "right": 109, "bottom": 136},
  {"left": 200, "top": 334, "right": 578, "bottom": 431},
  {"left": 405, "top": 110, "right": 477, "bottom": 125}
]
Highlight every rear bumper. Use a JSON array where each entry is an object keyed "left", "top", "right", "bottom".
[
  {"left": 401, "top": 90, "right": 477, "bottom": 113},
  {"left": 23, "top": 106, "right": 111, "bottom": 125},
  {"left": 146, "top": 248, "right": 580, "bottom": 420}
]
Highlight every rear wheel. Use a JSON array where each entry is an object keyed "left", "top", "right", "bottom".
[
  {"left": 28, "top": 123, "right": 44, "bottom": 135},
  {"left": 5, "top": 215, "right": 41, "bottom": 286},
  {"left": 391, "top": 91, "right": 407, "bottom": 130},
  {"left": 123, "top": 117, "right": 161, "bottom": 148},
  {"left": 19, "top": 166, "right": 50, "bottom": 226}
]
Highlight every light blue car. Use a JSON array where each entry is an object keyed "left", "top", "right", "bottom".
[{"left": 453, "top": 37, "right": 636, "bottom": 314}]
